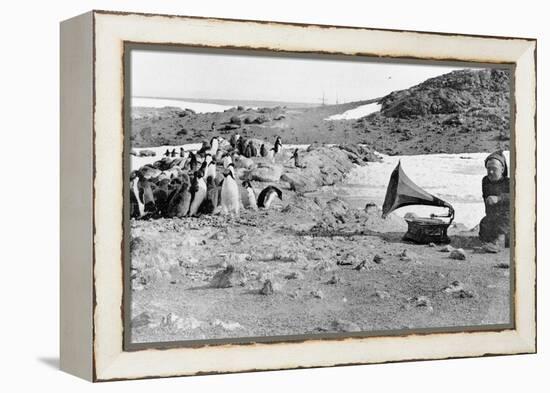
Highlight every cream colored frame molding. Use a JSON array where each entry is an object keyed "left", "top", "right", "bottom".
[{"left": 60, "top": 10, "right": 536, "bottom": 382}]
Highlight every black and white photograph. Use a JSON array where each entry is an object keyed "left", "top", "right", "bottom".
[
  {"left": 1, "top": 0, "right": 544, "bottom": 389},
  {"left": 127, "top": 47, "right": 513, "bottom": 346}
]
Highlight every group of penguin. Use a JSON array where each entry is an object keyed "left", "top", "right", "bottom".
[{"left": 130, "top": 134, "right": 285, "bottom": 219}]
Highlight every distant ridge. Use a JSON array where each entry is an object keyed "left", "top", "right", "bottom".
[{"left": 133, "top": 96, "right": 320, "bottom": 109}]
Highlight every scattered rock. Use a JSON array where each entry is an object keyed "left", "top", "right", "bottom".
[
  {"left": 327, "top": 274, "right": 342, "bottom": 284},
  {"left": 314, "top": 259, "right": 336, "bottom": 272},
  {"left": 285, "top": 271, "right": 304, "bottom": 280},
  {"left": 449, "top": 248, "right": 467, "bottom": 260},
  {"left": 364, "top": 202, "right": 377, "bottom": 213},
  {"left": 222, "top": 253, "right": 251, "bottom": 265},
  {"left": 374, "top": 290, "right": 391, "bottom": 299},
  {"left": 443, "top": 280, "right": 464, "bottom": 293},
  {"left": 398, "top": 249, "right": 416, "bottom": 262},
  {"left": 211, "top": 319, "right": 243, "bottom": 331},
  {"left": 495, "top": 262, "right": 510, "bottom": 269},
  {"left": 331, "top": 319, "right": 362, "bottom": 332},
  {"left": 412, "top": 296, "right": 431, "bottom": 307},
  {"left": 325, "top": 198, "right": 349, "bottom": 218},
  {"left": 161, "top": 312, "right": 180, "bottom": 329},
  {"left": 311, "top": 290, "right": 324, "bottom": 299},
  {"left": 373, "top": 254, "right": 384, "bottom": 264},
  {"left": 354, "top": 260, "right": 369, "bottom": 271},
  {"left": 455, "top": 289, "right": 476, "bottom": 299},
  {"left": 177, "top": 256, "right": 199, "bottom": 267},
  {"left": 272, "top": 250, "right": 297, "bottom": 262},
  {"left": 337, "top": 252, "right": 358, "bottom": 266},
  {"left": 260, "top": 279, "right": 274, "bottom": 295},
  {"left": 210, "top": 265, "right": 247, "bottom": 288},
  {"left": 131, "top": 312, "right": 154, "bottom": 329},
  {"left": 428, "top": 242, "right": 436, "bottom": 248}
]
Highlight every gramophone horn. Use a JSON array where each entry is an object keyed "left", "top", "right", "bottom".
[{"left": 382, "top": 161, "right": 452, "bottom": 218}]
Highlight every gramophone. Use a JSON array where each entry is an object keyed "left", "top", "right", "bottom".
[{"left": 382, "top": 161, "right": 455, "bottom": 244}]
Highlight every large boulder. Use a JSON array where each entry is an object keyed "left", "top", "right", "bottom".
[
  {"left": 281, "top": 172, "right": 317, "bottom": 192},
  {"left": 250, "top": 163, "right": 282, "bottom": 182},
  {"left": 229, "top": 116, "right": 242, "bottom": 125}
]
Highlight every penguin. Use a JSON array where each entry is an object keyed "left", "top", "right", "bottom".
[
  {"left": 153, "top": 157, "right": 171, "bottom": 171},
  {"left": 220, "top": 168, "right": 240, "bottom": 215},
  {"left": 170, "top": 148, "right": 177, "bottom": 157},
  {"left": 215, "top": 149, "right": 224, "bottom": 162},
  {"left": 204, "top": 153, "right": 213, "bottom": 166},
  {"left": 131, "top": 173, "right": 156, "bottom": 218},
  {"left": 188, "top": 171, "right": 207, "bottom": 217},
  {"left": 290, "top": 148, "right": 306, "bottom": 168},
  {"left": 237, "top": 137, "right": 247, "bottom": 156},
  {"left": 164, "top": 149, "right": 170, "bottom": 157},
  {"left": 199, "top": 160, "right": 208, "bottom": 176},
  {"left": 257, "top": 185, "right": 283, "bottom": 209},
  {"left": 139, "top": 165, "right": 162, "bottom": 180},
  {"left": 210, "top": 136, "right": 219, "bottom": 156},
  {"left": 226, "top": 163, "right": 236, "bottom": 178},
  {"left": 188, "top": 152, "right": 198, "bottom": 172},
  {"left": 244, "top": 142, "right": 253, "bottom": 158},
  {"left": 205, "top": 161, "right": 216, "bottom": 181},
  {"left": 199, "top": 176, "right": 220, "bottom": 215},
  {"left": 197, "top": 141, "right": 211, "bottom": 156},
  {"left": 274, "top": 136, "right": 282, "bottom": 153},
  {"left": 165, "top": 181, "right": 192, "bottom": 218},
  {"left": 223, "top": 154, "right": 233, "bottom": 169},
  {"left": 241, "top": 180, "right": 258, "bottom": 211},
  {"left": 250, "top": 141, "right": 258, "bottom": 157},
  {"left": 260, "top": 144, "right": 267, "bottom": 157},
  {"left": 131, "top": 174, "right": 145, "bottom": 218},
  {"left": 169, "top": 157, "right": 184, "bottom": 169},
  {"left": 230, "top": 133, "right": 240, "bottom": 149},
  {"left": 153, "top": 178, "right": 174, "bottom": 217},
  {"left": 179, "top": 147, "right": 186, "bottom": 158}
]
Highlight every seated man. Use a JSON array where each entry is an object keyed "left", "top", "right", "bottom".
[{"left": 479, "top": 150, "right": 510, "bottom": 253}]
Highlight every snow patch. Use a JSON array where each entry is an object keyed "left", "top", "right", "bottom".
[
  {"left": 342, "top": 151, "right": 510, "bottom": 229},
  {"left": 325, "top": 102, "right": 381, "bottom": 120}
]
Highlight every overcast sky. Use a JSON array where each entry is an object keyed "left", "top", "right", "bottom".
[{"left": 130, "top": 48, "right": 477, "bottom": 104}]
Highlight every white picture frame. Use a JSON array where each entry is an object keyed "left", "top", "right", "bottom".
[{"left": 60, "top": 10, "right": 536, "bottom": 382}]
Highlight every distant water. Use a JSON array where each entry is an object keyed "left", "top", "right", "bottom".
[
  {"left": 132, "top": 97, "right": 232, "bottom": 113},
  {"left": 132, "top": 96, "right": 320, "bottom": 113}
]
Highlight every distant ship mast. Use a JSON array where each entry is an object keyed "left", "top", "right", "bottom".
[{"left": 320, "top": 91, "right": 326, "bottom": 106}]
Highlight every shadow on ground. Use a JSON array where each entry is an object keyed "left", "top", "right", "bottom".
[{"left": 37, "top": 357, "right": 59, "bottom": 370}]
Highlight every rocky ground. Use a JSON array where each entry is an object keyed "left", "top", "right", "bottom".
[{"left": 130, "top": 199, "right": 511, "bottom": 344}]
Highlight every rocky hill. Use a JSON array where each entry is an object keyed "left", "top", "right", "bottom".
[{"left": 358, "top": 68, "right": 511, "bottom": 154}]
